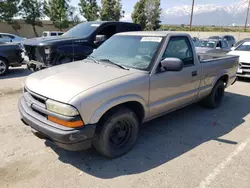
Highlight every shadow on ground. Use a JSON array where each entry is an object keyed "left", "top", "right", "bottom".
[
  {"left": 1, "top": 66, "right": 31, "bottom": 79},
  {"left": 47, "top": 91, "right": 249, "bottom": 179}
]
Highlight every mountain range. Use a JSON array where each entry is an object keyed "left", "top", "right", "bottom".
[{"left": 161, "top": 0, "right": 249, "bottom": 25}]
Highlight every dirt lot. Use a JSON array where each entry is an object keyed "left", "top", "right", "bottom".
[{"left": 0, "top": 77, "right": 250, "bottom": 188}]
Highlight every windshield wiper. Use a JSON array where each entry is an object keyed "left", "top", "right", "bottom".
[
  {"left": 99, "top": 59, "right": 129, "bottom": 70},
  {"left": 87, "top": 56, "right": 99, "bottom": 64}
]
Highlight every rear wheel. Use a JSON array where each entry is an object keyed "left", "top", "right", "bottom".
[
  {"left": 0, "top": 58, "right": 9, "bottom": 76},
  {"left": 93, "top": 108, "right": 139, "bottom": 158},
  {"left": 202, "top": 80, "right": 225, "bottom": 109}
]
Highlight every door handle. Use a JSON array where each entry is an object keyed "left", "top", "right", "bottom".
[{"left": 192, "top": 71, "right": 197, "bottom": 77}]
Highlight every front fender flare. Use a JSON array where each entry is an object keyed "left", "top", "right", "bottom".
[{"left": 89, "top": 94, "right": 148, "bottom": 125}]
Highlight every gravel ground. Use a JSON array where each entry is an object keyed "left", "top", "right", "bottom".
[
  {"left": 0, "top": 80, "right": 250, "bottom": 188},
  {"left": 0, "top": 65, "right": 31, "bottom": 95}
]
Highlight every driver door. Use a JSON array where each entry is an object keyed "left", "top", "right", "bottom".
[{"left": 149, "top": 36, "right": 200, "bottom": 118}]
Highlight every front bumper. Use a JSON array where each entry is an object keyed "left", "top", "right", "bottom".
[
  {"left": 18, "top": 96, "right": 96, "bottom": 151},
  {"left": 27, "top": 60, "right": 47, "bottom": 71}
]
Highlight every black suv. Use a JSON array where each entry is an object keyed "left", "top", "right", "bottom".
[{"left": 23, "top": 21, "right": 142, "bottom": 71}]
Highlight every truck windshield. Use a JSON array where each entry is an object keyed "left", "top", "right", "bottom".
[
  {"left": 63, "top": 22, "right": 99, "bottom": 38},
  {"left": 235, "top": 42, "right": 250, "bottom": 51},
  {"left": 196, "top": 40, "right": 216, "bottom": 48},
  {"left": 90, "top": 35, "right": 163, "bottom": 70}
]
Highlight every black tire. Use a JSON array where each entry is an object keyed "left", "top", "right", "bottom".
[
  {"left": 93, "top": 107, "right": 139, "bottom": 158},
  {"left": 0, "top": 58, "right": 9, "bottom": 76},
  {"left": 202, "top": 80, "right": 225, "bottom": 109}
]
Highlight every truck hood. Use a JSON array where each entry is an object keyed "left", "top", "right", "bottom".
[
  {"left": 25, "top": 61, "right": 135, "bottom": 103},
  {"left": 23, "top": 36, "right": 82, "bottom": 46},
  {"left": 228, "top": 50, "right": 250, "bottom": 63}
]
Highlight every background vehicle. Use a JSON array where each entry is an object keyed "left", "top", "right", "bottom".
[
  {"left": 196, "top": 38, "right": 231, "bottom": 54},
  {"left": 19, "top": 32, "right": 238, "bottom": 158},
  {"left": 23, "top": 21, "right": 142, "bottom": 71},
  {"left": 228, "top": 40, "right": 250, "bottom": 78},
  {"left": 0, "top": 33, "right": 26, "bottom": 44},
  {"left": 209, "top": 35, "right": 236, "bottom": 47},
  {"left": 42, "top": 31, "right": 64, "bottom": 37},
  {"left": 231, "top": 38, "right": 250, "bottom": 50},
  {"left": 0, "top": 43, "right": 24, "bottom": 76}
]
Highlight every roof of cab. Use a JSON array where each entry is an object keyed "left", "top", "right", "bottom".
[{"left": 116, "top": 31, "right": 190, "bottom": 37}]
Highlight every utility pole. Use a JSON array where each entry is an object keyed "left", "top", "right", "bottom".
[
  {"left": 190, "top": 0, "right": 195, "bottom": 31},
  {"left": 244, "top": 0, "right": 250, "bottom": 32}
]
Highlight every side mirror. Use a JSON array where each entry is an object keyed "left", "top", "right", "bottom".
[
  {"left": 231, "top": 47, "right": 236, "bottom": 51},
  {"left": 94, "top": 35, "right": 107, "bottom": 44},
  {"left": 160, "top": 58, "right": 184, "bottom": 72}
]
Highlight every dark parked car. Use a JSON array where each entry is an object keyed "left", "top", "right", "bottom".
[
  {"left": 209, "top": 35, "right": 236, "bottom": 47},
  {"left": 0, "top": 42, "right": 24, "bottom": 76},
  {"left": 195, "top": 38, "right": 231, "bottom": 54},
  {"left": 23, "top": 21, "right": 142, "bottom": 71}
]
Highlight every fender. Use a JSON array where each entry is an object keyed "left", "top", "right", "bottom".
[
  {"left": 0, "top": 52, "right": 8, "bottom": 60},
  {"left": 89, "top": 94, "right": 149, "bottom": 125},
  {"left": 212, "top": 69, "right": 229, "bottom": 87}
]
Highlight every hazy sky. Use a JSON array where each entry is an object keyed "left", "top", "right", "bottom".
[{"left": 70, "top": 0, "right": 241, "bottom": 14}]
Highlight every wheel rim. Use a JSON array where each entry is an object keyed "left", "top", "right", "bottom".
[
  {"left": 0, "top": 60, "right": 6, "bottom": 74},
  {"left": 215, "top": 87, "right": 224, "bottom": 104},
  {"left": 109, "top": 120, "right": 133, "bottom": 149}
]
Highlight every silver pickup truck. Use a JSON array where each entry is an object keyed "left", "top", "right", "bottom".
[{"left": 19, "top": 32, "right": 239, "bottom": 158}]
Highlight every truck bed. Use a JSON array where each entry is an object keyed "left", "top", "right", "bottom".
[{"left": 199, "top": 53, "right": 238, "bottom": 63}]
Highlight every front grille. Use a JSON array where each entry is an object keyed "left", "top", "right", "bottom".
[
  {"left": 241, "top": 62, "right": 250, "bottom": 66},
  {"left": 23, "top": 88, "right": 47, "bottom": 117}
]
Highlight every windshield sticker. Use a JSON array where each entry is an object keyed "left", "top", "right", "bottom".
[
  {"left": 141, "top": 37, "right": 162, "bottom": 43},
  {"left": 242, "top": 42, "right": 250, "bottom": 45},
  {"left": 91, "top": 24, "right": 100, "bottom": 27}
]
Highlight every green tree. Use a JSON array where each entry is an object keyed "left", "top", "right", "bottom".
[
  {"left": 44, "top": 0, "right": 70, "bottom": 30},
  {"left": 20, "top": 0, "right": 44, "bottom": 37},
  {"left": 78, "top": 0, "right": 99, "bottom": 21},
  {"left": 100, "top": 0, "right": 124, "bottom": 21},
  {"left": 145, "top": 0, "right": 161, "bottom": 30},
  {"left": 131, "top": 0, "right": 147, "bottom": 30},
  {"left": 68, "top": 6, "right": 81, "bottom": 25},
  {"left": 0, "top": 0, "right": 18, "bottom": 22},
  {"left": 0, "top": 0, "right": 21, "bottom": 34}
]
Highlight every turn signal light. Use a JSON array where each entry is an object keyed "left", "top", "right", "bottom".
[{"left": 48, "top": 116, "right": 84, "bottom": 128}]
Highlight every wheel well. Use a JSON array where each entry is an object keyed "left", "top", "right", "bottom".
[
  {"left": 98, "top": 101, "right": 145, "bottom": 124},
  {"left": 0, "top": 56, "right": 8, "bottom": 63},
  {"left": 218, "top": 75, "right": 229, "bottom": 86}
]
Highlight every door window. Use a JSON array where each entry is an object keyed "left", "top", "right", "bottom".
[
  {"left": 162, "top": 36, "right": 194, "bottom": 66},
  {"left": 96, "top": 25, "right": 117, "bottom": 39}
]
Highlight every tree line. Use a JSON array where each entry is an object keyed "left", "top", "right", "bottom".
[{"left": 0, "top": 0, "right": 161, "bottom": 36}]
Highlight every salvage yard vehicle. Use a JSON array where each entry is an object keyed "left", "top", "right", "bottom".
[
  {"left": 195, "top": 38, "right": 231, "bottom": 54},
  {"left": 0, "top": 33, "right": 26, "bottom": 44},
  {"left": 209, "top": 35, "right": 236, "bottom": 47},
  {"left": 228, "top": 40, "right": 250, "bottom": 78},
  {"left": 0, "top": 42, "right": 24, "bottom": 76},
  {"left": 19, "top": 32, "right": 239, "bottom": 158},
  {"left": 23, "top": 21, "right": 142, "bottom": 71}
]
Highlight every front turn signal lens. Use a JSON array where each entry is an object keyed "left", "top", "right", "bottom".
[{"left": 48, "top": 116, "right": 84, "bottom": 128}]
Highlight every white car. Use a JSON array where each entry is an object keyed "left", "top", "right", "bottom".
[
  {"left": 0, "top": 33, "right": 26, "bottom": 44},
  {"left": 228, "top": 41, "right": 250, "bottom": 78},
  {"left": 42, "top": 31, "right": 64, "bottom": 37}
]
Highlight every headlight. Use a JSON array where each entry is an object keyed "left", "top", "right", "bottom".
[
  {"left": 46, "top": 99, "right": 79, "bottom": 116},
  {"left": 44, "top": 47, "right": 51, "bottom": 55}
]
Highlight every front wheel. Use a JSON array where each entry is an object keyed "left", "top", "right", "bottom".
[
  {"left": 93, "top": 108, "right": 139, "bottom": 158},
  {"left": 202, "top": 80, "right": 225, "bottom": 109},
  {"left": 0, "top": 58, "right": 9, "bottom": 76}
]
